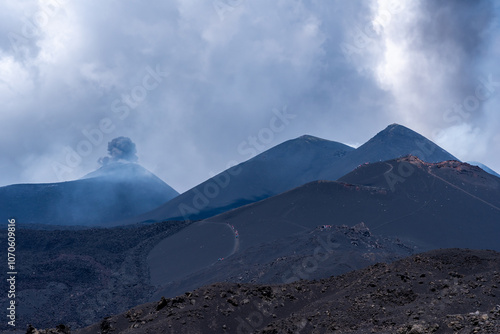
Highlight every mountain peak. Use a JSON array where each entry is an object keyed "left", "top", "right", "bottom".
[
  {"left": 82, "top": 161, "right": 156, "bottom": 180},
  {"left": 1, "top": 162, "right": 180, "bottom": 227},
  {"left": 313, "top": 124, "right": 460, "bottom": 182},
  {"left": 82, "top": 161, "right": 180, "bottom": 200},
  {"left": 387, "top": 123, "right": 404, "bottom": 128},
  {"left": 267, "top": 134, "right": 354, "bottom": 153},
  {"left": 377, "top": 123, "right": 419, "bottom": 138},
  {"left": 297, "top": 134, "right": 322, "bottom": 140}
]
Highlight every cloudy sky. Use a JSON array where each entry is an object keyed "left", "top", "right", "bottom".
[{"left": 1, "top": 0, "right": 499, "bottom": 192}]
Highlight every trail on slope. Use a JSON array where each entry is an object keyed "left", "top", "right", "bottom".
[{"left": 427, "top": 166, "right": 500, "bottom": 212}]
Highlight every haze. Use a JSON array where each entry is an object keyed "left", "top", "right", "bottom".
[{"left": 1, "top": 0, "right": 499, "bottom": 192}]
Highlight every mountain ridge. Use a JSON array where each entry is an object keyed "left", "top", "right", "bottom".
[
  {"left": 206, "top": 155, "right": 500, "bottom": 251},
  {"left": 112, "top": 123, "right": 458, "bottom": 225},
  {"left": 109, "top": 135, "right": 355, "bottom": 225}
]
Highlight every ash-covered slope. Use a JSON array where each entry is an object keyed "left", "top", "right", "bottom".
[
  {"left": 468, "top": 161, "right": 500, "bottom": 178},
  {"left": 112, "top": 135, "right": 354, "bottom": 224},
  {"left": 115, "top": 124, "right": 457, "bottom": 226},
  {"left": 340, "top": 157, "right": 500, "bottom": 207},
  {"left": 0, "top": 162, "right": 179, "bottom": 227},
  {"left": 208, "top": 156, "right": 500, "bottom": 251},
  {"left": 149, "top": 223, "right": 418, "bottom": 301},
  {"left": 144, "top": 156, "right": 499, "bottom": 301},
  {"left": 68, "top": 249, "right": 500, "bottom": 334}
]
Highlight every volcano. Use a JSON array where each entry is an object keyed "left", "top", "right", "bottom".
[
  {"left": 115, "top": 124, "right": 458, "bottom": 225},
  {"left": 318, "top": 123, "right": 458, "bottom": 180},
  {"left": 205, "top": 156, "right": 500, "bottom": 251},
  {"left": 0, "top": 162, "right": 179, "bottom": 227},
  {"left": 111, "top": 135, "right": 354, "bottom": 224}
]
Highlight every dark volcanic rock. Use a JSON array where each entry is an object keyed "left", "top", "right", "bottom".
[
  {"left": 39, "top": 249, "right": 500, "bottom": 333},
  {"left": 151, "top": 223, "right": 418, "bottom": 300},
  {"left": 209, "top": 156, "right": 500, "bottom": 252},
  {"left": 0, "top": 221, "right": 189, "bottom": 331},
  {"left": 27, "top": 324, "right": 71, "bottom": 334}
]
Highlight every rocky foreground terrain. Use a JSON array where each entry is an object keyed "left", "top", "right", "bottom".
[
  {"left": 32, "top": 248, "right": 500, "bottom": 333},
  {"left": 151, "top": 223, "right": 418, "bottom": 301},
  {"left": 0, "top": 219, "right": 416, "bottom": 331},
  {"left": 0, "top": 221, "right": 189, "bottom": 330}
]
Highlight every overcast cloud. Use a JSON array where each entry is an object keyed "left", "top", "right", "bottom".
[{"left": 0, "top": 0, "right": 498, "bottom": 192}]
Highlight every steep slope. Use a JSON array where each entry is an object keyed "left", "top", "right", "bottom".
[
  {"left": 68, "top": 249, "right": 500, "bottom": 334},
  {"left": 468, "top": 161, "right": 500, "bottom": 178},
  {"left": 0, "top": 162, "right": 179, "bottom": 226},
  {"left": 111, "top": 136, "right": 354, "bottom": 224},
  {"left": 142, "top": 157, "right": 499, "bottom": 301},
  {"left": 207, "top": 156, "right": 500, "bottom": 251},
  {"left": 339, "top": 156, "right": 500, "bottom": 211},
  {"left": 114, "top": 124, "right": 457, "bottom": 226},
  {"left": 319, "top": 123, "right": 458, "bottom": 180}
]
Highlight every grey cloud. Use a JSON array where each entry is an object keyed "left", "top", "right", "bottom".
[
  {"left": 348, "top": 0, "right": 500, "bottom": 168},
  {"left": 0, "top": 0, "right": 498, "bottom": 191}
]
